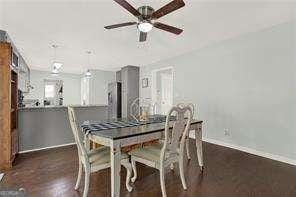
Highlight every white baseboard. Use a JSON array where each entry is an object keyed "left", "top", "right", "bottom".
[
  {"left": 19, "top": 142, "right": 76, "bottom": 154},
  {"left": 189, "top": 130, "right": 296, "bottom": 166}
]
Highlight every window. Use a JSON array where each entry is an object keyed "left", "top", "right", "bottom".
[
  {"left": 45, "top": 84, "right": 55, "bottom": 98},
  {"left": 44, "top": 79, "right": 63, "bottom": 106}
]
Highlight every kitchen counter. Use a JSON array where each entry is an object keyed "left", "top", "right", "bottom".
[
  {"left": 18, "top": 104, "right": 108, "bottom": 152},
  {"left": 19, "top": 104, "right": 108, "bottom": 110}
]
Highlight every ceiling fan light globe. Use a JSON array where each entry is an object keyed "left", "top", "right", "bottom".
[{"left": 138, "top": 22, "right": 153, "bottom": 33}]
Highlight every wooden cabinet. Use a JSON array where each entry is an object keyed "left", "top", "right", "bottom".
[
  {"left": 18, "top": 56, "right": 30, "bottom": 93},
  {"left": 1, "top": 30, "right": 30, "bottom": 93},
  {"left": 0, "top": 42, "right": 19, "bottom": 170}
]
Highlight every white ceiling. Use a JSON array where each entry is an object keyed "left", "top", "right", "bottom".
[{"left": 0, "top": 0, "right": 295, "bottom": 73}]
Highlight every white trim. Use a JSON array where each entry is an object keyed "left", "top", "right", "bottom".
[
  {"left": 151, "top": 66, "right": 174, "bottom": 74},
  {"left": 151, "top": 66, "right": 174, "bottom": 115},
  {"left": 19, "top": 142, "right": 75, "bottom": 154},
  {"left": 189, "top": 130, "right": 296, "bottom": 166}
]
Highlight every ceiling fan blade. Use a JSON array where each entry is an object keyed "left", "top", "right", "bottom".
[
  {"left": 104, "top": 22, "right": 137, "bottom": 29},
  {"left": 154, "top": 22, "right": 183, "bottom": 35},
  {"left": 139, "top": 32, "right": 147, "bottom": 42},
  {"left": 152, "top": 0, "right": 185, "bottom": 19},
  {"left": 113, "top": 0, "right": 141, "bottom": 17}
]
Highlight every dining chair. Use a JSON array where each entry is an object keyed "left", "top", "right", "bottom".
[
  {"left": 167, "top": 103, "right": 195, "bottom": 170},
  {"left": 128, "top": 104, "right": 193, "bottom": 197},
  {"left": 152, "top": 102, "right": 194, "bottom": 161},
  {"left": 177, "top": 103, "right": 195, "bottom": 160},
  {"left": 68, "top": 107, "right": 133, "bottom": 197}
]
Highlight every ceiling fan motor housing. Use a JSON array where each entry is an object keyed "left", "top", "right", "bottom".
[{"left": 137, "top": 6, "right": 154, "bottom": 20}]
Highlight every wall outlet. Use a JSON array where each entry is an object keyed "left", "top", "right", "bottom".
[{"left": 224, "top": 129, "right": 230, "bottom": 136}]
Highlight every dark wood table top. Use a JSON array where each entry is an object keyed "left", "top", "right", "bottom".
[{"left": 82, "top": 119, "right": 202, "bottom": 140}]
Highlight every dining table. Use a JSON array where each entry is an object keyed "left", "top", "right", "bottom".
[{"left": 81, "top": 116, "right": 204, "bottom": 197}]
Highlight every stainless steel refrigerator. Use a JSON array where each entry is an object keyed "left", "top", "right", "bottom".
[{"left": 108, "top": 82, "right": 122, "bottom": 119}]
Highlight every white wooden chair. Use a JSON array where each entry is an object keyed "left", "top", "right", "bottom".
[
  {"left": 154, "top": 102, "right": 194, "bottom": 161},
  {"left": 128, "top": 104, "right": 193, "bottom": 197},
  {"left": 165, "top": 103, "right": 195, "bottom": 170},
  {"left": 68, "top": 107, "right": 133, "bottom": 197},
  {"left": 177, "top": 103, "right": 195, "bottom": 160}
]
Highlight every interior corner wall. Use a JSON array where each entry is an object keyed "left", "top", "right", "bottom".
[
  {"left": 140, "top": 22, "right": 296, "bottom": 161},
  {"left": 88, "top": 69, "right": 115, "bottom": 105}
]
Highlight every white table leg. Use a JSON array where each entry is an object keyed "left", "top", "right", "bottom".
[
  {"left": 110, "top": 141, "right": 121, "bottom": 197},
  {"left": 195, "top": 127, "right": 204, "bottom": 171}
]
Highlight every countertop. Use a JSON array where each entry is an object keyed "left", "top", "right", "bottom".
[{"left": 19, "top": 104, "right": 108, "bottom": 110}]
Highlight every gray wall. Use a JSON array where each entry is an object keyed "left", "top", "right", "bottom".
[
  {"left": 140, "top": 22, "right": 296, "bottom": 160},
  {"left": 24, "top": 70, "right": 81, "bottom": 105},
  {"left": 89, "top": 69, "right": 115, "bottom": 105},
  {"left": 18, "top": 106, "right": 108, "bottom": 151}
]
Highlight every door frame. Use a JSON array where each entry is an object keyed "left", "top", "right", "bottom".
[{"left": 151, "top": 66, "right": 174, "bottom": 114}]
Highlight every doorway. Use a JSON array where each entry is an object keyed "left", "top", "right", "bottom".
[{"left": 152, "top": 67, "right": 174, "bottom": 115}]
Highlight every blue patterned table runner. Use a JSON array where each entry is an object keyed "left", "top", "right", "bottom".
[{"left": 81, "top": 115, "right": 175, "bottom": 134}]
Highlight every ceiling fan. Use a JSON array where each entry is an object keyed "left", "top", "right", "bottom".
[{"left": 104, "top": 0, "right": 185, "bottom": 42}]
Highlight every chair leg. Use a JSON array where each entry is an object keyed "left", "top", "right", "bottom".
[
  {"left": 178, "top": 154, "right": 187, "bottom": 190},
  {"left": 159, "top": 164, "right": 167, "bottom": 197},
  {"left": 131, "top": 159, "right": 137, "bottom": 183},
  {"left": 75, "top": 161, "right": 83, "bottom": 190},
  {"left": 83, "top": 166, "right": 90, "bottom": 197},
  {"left": 121, "top": 160, "right": 133, "bottom": 192},
  {"left": 186, "top": 137, "right": 191, "bottom": 160}
]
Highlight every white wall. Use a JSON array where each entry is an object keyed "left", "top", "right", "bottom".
[
  {"left": 24, "top": 70, "right": 81, "bottom": 105},
  {"left": 88, "top": 69, "right": 115, "bottom": 105},
  {"left": 140, "top": 22, "right": 296, "bottom": 161}
]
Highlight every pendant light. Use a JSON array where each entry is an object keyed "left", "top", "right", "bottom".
[
  {"left": 51, "top": 44, "right": 63, "bottom": 76},
  {"left": 85, "top": 69, "right": 92, "bottom": 78},
  {"left": 85, "top": 51, "right": 92, "bottom": 78}
]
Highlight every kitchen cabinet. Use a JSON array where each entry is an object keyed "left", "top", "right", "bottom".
[
  {"left": 18, "top": 56, "right": 30, "bottom": 93},
  {"left": 0, "top": 30, "right": 30, "bottom": 93},
  {"left": 0, "top": 42, "right": 19, "bottom": 170},
  {"left": 121, "top": 66, "right": 139, "bottom": 118}
]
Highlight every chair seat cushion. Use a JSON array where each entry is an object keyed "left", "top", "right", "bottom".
[
  {"left": 88, "top": 146, "right": 129, "bottom": 166},
  {"left": 128, "top": 142, "right": 163, "bottom": 163}
]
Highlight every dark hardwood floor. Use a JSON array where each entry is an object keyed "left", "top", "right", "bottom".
[{"left": 1, "top": 140, "right": 296, "bottom": 197}]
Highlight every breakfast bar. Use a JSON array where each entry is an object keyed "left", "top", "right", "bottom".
[{"left": 18, "top": 105, "right": 108, "bottom": 152}]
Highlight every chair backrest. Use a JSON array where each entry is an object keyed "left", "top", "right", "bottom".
[
  {"left": 161, "top": 104, "right": 193, "bottom": 159},
  {"left": 68, "top": 107, "right": 88, "bottom": 162},
  {"left": 177, "top": 103, "right": 194, "bottom": 117}
]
